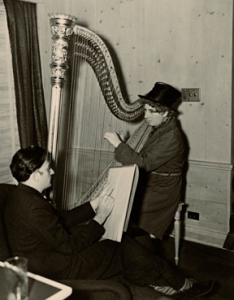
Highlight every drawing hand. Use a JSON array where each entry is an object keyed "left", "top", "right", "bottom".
[
  {"left": 90, "top": 184, "right": 113, "bottom": 213},
  {"left": 93, "top": 193, "right": 114, "bottom": 225}
]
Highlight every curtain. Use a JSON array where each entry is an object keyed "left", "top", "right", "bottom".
[
  {"left": 0, "top": 0, "right": 20, "bottom": 183},
  {"left": 3, "top": 0, "right": 47, "bottom": 148}
]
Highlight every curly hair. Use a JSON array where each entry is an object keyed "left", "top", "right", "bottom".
[
  {"left": 140, "top": 98, "right": 175, "bottom": 118},
  {"left": 10, "top": 146, "right": 47, "bottom": 182}
]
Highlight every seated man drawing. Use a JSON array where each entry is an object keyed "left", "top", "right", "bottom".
[
  {"left": 4, "top": 146, "right": 213, "bottom": 298},
  {"left": 105, "top": 82, "right": 185, "bottom": 240}
]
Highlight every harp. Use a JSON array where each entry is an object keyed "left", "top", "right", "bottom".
[{"left": 47, "top": 14, "right": 151, "bottom": 210}]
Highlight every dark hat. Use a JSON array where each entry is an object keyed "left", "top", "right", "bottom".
[{"left": 138, "top": 82, "right": 181, "bottom": 107}]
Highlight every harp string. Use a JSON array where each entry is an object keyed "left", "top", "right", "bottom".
[
  {"left": 92, "top": 78, "right": 107, "bottom": 190},
  {"left": 81, "top": 60, "right": 89, "bottom": 201},
  {"left": 62, "top": 39, "right": 76, "bottom": 210},
  {"left": 62, "top": 39, "right": 113, "bottom": 210},
  {"left": 74, "top": 45, "right": 92, "bottom": 208},
  {"left": 62, "top": 36, "right": 85, "bottom": 210}
]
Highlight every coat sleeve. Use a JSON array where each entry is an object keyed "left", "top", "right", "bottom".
[
  {"left": 27, "top": 199, "right": 105, "bottom": 255},
  {"left": 59, "top": 202, "right": 96, "bottom": 227},
  {"left": 115, "top": 129, "right": 183, "bottom": 172}
]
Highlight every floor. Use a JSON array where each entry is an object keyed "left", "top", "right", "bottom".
[{"left": 152, "top": 236, "right": 234, "bottom": 300}]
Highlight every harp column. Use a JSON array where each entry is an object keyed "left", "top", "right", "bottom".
[{"left": 48, "top": 13, "right": 76, "bottom": 164}]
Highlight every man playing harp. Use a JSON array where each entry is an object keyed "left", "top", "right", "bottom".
[{"left": 105, "top": 82, "right": 184, "bottom": 239}]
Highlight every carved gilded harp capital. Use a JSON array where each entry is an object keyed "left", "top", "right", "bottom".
[{"left": 48, "top": 13, "right": 77, "bottom": 88}]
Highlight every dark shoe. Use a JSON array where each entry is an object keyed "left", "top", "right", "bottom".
[{"left": 181, "top": 280, "right": 214, "bottom": 298}]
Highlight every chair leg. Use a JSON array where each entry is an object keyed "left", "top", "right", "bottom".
[
  {"left": 151, "top": 202, "right": 183, "bottom": 265},
  {"left": 174, "top": 209, "right": 181, "bottom": 265},
  {"left": 174, "top": 202, "right": 184, "bottom": 265}
]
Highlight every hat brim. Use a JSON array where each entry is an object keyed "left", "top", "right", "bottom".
[
  {"left": 138, "top": 94, "right": 158, "bottom": 101},
  {"left": 138, "top": 94, "right": 161, "bottom": 103}
]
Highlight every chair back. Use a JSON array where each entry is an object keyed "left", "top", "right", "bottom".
[{"left": 0, "top": 184, "right": 15, "bottom": 261}]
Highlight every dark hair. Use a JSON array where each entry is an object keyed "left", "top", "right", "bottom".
[{"left": 10, "top": 146, "right": 47, "bottom": 182}]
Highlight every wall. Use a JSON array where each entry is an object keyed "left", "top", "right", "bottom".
[{"left": 36, "top": 0, "right": 234, "bottom": 247}]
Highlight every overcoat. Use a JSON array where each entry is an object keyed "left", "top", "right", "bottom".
[
  {"left": 115, "top": 117, "right": 185, "bottom": 239},
  {"left": 4, "top": 183, "right": 185, "bottom": 289}
]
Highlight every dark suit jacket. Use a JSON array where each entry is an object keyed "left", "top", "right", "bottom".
[
  {"left": 4, "top": 184, "right": 119, "bottom": 280},
  {"left": 115, "top": 117, "right": 185, "bottom": 239}
]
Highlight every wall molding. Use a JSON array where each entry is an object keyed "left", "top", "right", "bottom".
[
  {"left": 189, "top": 159, "right": 233, "bottom": 171},
  {"left": 19, "top": 0, "right": 44, "bottom": 4}
]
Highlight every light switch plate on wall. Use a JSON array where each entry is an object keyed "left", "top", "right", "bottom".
[{"left": 181, "top": 88, "right": 200, "bottom": 102}]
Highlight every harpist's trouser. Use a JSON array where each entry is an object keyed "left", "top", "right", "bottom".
[{"left": 99, "top": 234, "right": 185, "bottom": 289}]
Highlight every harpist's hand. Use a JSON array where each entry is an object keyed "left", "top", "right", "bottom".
[
  {"left": 93, "top": 194, "right": 114, "bottom": 225},
  {"left": 104, "top": 132, "right": 122, "bottom": 148}
]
